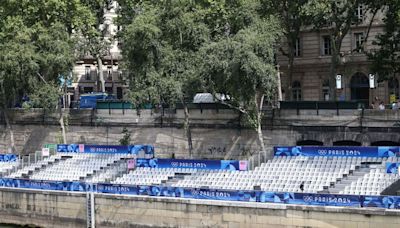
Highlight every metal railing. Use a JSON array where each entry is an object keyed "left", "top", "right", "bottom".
[
  {"left": 280, "top": 101, "right": 365, "bottom": 115},
  {"left": 247, "top": 147, "right": 273, "bottom": 170}
]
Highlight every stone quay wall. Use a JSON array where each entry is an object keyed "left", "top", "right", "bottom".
[{"left": 1, "top": 187, "right": 400, "bottom": 228}]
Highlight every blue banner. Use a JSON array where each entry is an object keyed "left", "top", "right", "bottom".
[
  {"left": 94, "top": 183, "right": 400, "bottom": 209},
  {"left": 2, "top": 178, "right": 400, "bottom": 209},
  {"left": 285, "top": 193, "right": 361, "bottom": 207},
  {"left": 0, "top": 178, "right": 89, "bottom": 192},
  {"left": 386, "top": 162, "right": 400, "bottom": 174},
  {"left": 274, "top": 146, "right": 400, "bottom": 157},
  {"left": 56, "top": 144, "right": 154, "bottom": 158},
  {"left": 136, "top": 158, "right": 247, "bottom": 171},
  {"left": 0, "top": 154, "right": 17, "bottom": 162}
]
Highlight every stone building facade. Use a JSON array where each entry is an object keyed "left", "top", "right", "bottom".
[
  {"left": 69, "top": 1, "right": 126, "bottom": 107},
  {"left": 277, "top": 7, "right": 398, "bottom": 106}
]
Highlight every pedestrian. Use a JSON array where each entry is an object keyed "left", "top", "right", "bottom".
[
  {"left": 374, "top": 97, "right": 380, "bottom": 110},
  {"left": 379, "top": 101, "right": 385, "bottom": 110},
  {"left": 392, "top": 101, "right": 398, "bottom": 110},
  {"left": 299, "top": 181, "right": 304, "bottom": 192}
]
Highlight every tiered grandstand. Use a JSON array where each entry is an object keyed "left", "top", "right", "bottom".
[{"left": 1, "top": 145, "right": 400, "bottom": 210}]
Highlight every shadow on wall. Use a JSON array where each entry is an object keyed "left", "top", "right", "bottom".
[
  {"left": 296, "top": 140, "right": 324, "bottom": 146},
  {"left": 371, "top": 141, "right": 400, "bottom": 146},
  {"left": 333, "top": 140, "right": 362, "bottom": 146},
  {"left": 296, "top": 139, "right": 400, "bottom": 147}
]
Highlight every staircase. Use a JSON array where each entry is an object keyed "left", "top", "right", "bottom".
[
  {"left": 327, "top": 166, "right": 371, "bottom": 194},
  {"left": 84, "top": 158, "right": 128, "bottom": 182},
  {"left": 325, "top": 161, "right": 383, "bottom": 194},
  {"left": 20, "top": 156, "right": 68, "bottom": 179}
]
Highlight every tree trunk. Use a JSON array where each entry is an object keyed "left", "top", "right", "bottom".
[
  {"left": 287, "top": 51, "right": 295, "bottom": 100},
  {"left": 329, "top": 35, "right": 343, "bottom": 101},
  {"left": 277, "top": 65, "right": 283, "bottom": 107},
  {"left": 3, "top": 109, "right": 16, "bottom": 154},
  {"left": 255, "top": 92, "right": 266, "bottom": 154},
  {"left": 329, "top": 54, "right": 338, "bottom": 100},
  {"left": 97, "top": 57, "right": 105, "bottom": 93},
  {"left": 0, "top": 82, "right": 16, "bottom": 154},
  {"left": 59, "top": 106, "right": 67, "bottom": 144},
  {"left": 182, "top": 99, "right": 193, "bottom": 158}
]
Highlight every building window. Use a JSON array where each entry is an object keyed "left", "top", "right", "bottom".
[
  {"left": 85, "top": 66, "right": 91, "bottom": 80},
  {"left": 292, "top": 81, "right": 302, "bottom": 101},
  {"left": 107, "top": 66, "right": 113, "bottom": 80},
  {"left": 355, "top": 4, "right": 364, "bottom": 23},
  {"left": 105, "top": 87, "right": 113, "bottom": 95},
  {"left": 389, "top": 78, "right": 399, "bottom": 102},
  {"left": 118, "top": 71, "right": 123, "bottom": 81},
  {"left": 294, "top": 37, "right": 301, "bottom": 57},
  {"left": 322, "top": 80, "right": 330, "bottom": 101},
  {"left": 117, "top": 87, "right": 123, "bottom": 100},
  {"left": 322, "top": 36, "right": 332, "bottom": 56},
  {"left": 83, "top": 87, "right": 93, "bottom": 93},
  {"left": 354, "top": 32, "right": 364, "bottom": 53}
]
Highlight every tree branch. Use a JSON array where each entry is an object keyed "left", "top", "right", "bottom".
[
  {"left": 363, "top": 8, "right": 379, "bottom": 51},
  {"left": 36, "top": 72, "right": 48, "bottom": 84},
  {"left": 212, "top": 95, "right": 249, "bottom": 115}
]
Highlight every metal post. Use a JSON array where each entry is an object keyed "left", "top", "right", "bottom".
[
  {"left": 86, "top": 191, "right": 95, "bottom": 228},
  {"left": 336, "top": 101, "right": 339, "bottom": 116}
]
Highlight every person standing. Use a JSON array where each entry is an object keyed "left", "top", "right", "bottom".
[{"left": 379, "top": 102, "right": 385, "bottom": 110}]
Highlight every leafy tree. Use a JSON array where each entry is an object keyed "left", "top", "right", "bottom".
[
  {"left": 200, "top": 16, "right": 282, "bottom": 154},
  {"left": 118, "top": 0, "right": 283, "bottom": 155},
  {"left": 118, "top": 0, "right": 209, "bottom": 157},
  {"left": 30, "top": 83, "right": 62, "bottom": 113},
  {"left": 119, "top": 127, "right": 131, "bottom": 145},
  {"left": 0, "top": 17, "right": 38, "bottom": 153},
  {"left": 369, "top": 1, "right": 400, "bottom": 80},
  {"left": 0, "top": 0, "right": 94, "bottom": 151},
  {"left": 261, "top": 0, "right": 312, "bottom": 101},
  {"left": 78, "top": 0, "right": 114, "bottom": 93}
]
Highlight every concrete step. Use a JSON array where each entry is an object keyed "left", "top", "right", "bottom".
[{"left": 327, "top": 162, "right": 384, "bottom": 194}]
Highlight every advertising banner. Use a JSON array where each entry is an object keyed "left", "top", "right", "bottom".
[
  {"left": 56, "top": 144, "right": 155, "bottom": 158},
  {"left": 386, "top": 162, "right": 400, "bottom": 174},
  {"left": 0, "top": 154, "right": 17, "bottom": 162},
  {"left": 136, "top": 158, "right": 248, "bottom": 171},
  {"left": 274, "top": 146, "right": 400, "bottom": 157},
  {"left": 42, "top": 148, "right": 50, "bottom": 157},
  {"left": 2, "top": 178, "right": 400, "bottom": 209},
  {"left": 0, "top": 178, "right": 89, "bottom": 192},
  {"left": 127, "top": 159, "right": 136, "bottom": 170}
]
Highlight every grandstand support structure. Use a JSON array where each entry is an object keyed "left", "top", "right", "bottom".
[
  {"left": 86, "top": 191, "right": 95, "bottom": 228},
  {"left": 248, "top": 147, "right": 273, "bottom": 170}
]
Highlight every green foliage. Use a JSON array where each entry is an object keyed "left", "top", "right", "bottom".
[
  {"left": 118, "top": 0, "right": 283, "bottom": 130},
  {"left": 369, "top": 1, "right": 400, "bottom": 79},
  {"left": 0, "top": 0, "right": 94, "bottom": 109},
  {"left": 200, "top": 16, "right": 282, "bottom": 128},
  {"left": 119, "top": 127, "right": 131, "bottom": 146},
  {"left": 77, "top": 0, "right": 113, "bottom": 58},
  {"left": 119, "top": 0, "right": 210, "bottom": 107},
  {"left": 30, "top": 83, "right": 61, "bottom": 112}
]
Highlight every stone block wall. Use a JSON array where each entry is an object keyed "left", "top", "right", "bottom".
[
  {"left": 95, "top": 194, "right": 400, "bottom": 228},
  {"left": 0, "top": 188, "right": 86, "bottom": 227},
  {"left": 1, "top": 187, "right": 400, "bottom": 228}
]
